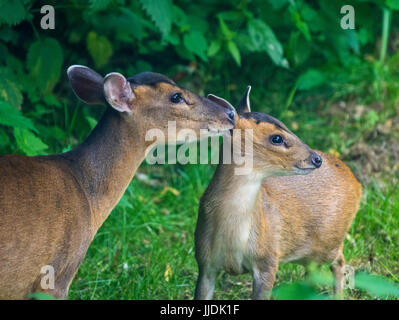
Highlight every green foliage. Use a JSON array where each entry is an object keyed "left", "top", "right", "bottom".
[
  {"left": 272, "top": 267, "right": 399, "bottom": 300},
  {"left": 0, "top": 0, "right": 28, "bottom": 26},
  {"left": 1, "top": 0, "right": 396, "bottom": 154},
  {"left": 87, "top": 31, "right": 113, "bottom": 68},
  {"left": 27, "top": 38, "right": 63, "bottom": 93},
  {"left": 247, "top": 19, "right": 288, "bottom": 68},
  {"left": 13, "top": 127, "right": 48, "bottom": 156},
  {"left": 0, "top": 73, "right": 23, "bottom": 108},
  {"left": 139, "top": 0, "right": 173, "bottom": 37},
  {"left": 227, "top": 41, "right": 241, "bottom": 66},
  {"left": 183, "top": 30, "right": 208, "bottom": 61},
  {"left": 0, "top": 101, "right": 36, "bottom": 131},
  {"left": 297, "top": 69, "right": 326, "bottom": 90},
  {"left": 356, "top": 272, "right": 399, "bottom": 298}
]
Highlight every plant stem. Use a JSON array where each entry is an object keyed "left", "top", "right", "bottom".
[{"left": 379, "top": 7, "right": 391, "bottom": 64}]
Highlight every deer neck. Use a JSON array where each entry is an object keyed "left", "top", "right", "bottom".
[
  {"left": 211, "top": 164, "right": 264, "bottom": 219},
  {"left": 205, "top": 164, "right": 264, "bottom": 267},
  {"left": 63, "top": 108, "right": 149, "bottom": 231}
]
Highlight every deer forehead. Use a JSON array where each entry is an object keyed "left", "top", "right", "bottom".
[
  {"left": 236, "top": 118, "right": 283, "bottom": 138},
  {"left": 133, "top": 82, "right": 181, "bottom": 100}
]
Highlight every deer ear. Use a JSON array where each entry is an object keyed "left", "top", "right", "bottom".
[
  {"left": 103, "top": 72, "right": 135, "bottom": 113},
  {"left": 237, "top": 86, "right": 251, "bottom": 114},
  {"left": 207, "top": 94, "right": 235, "bottom": 110},
  {"left": 67, "top": 65, "right": 105, "bottom": 105}
]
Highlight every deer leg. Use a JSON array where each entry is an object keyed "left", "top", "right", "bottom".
[
  {"left": 252, "top": 262, "right": 278, "bottom": 300},
  {"left": 331, "top": 250, "right": 346, "bottom": 299},
  {"left": 194, "top": 264, "right": 217, "bottom": 300}
]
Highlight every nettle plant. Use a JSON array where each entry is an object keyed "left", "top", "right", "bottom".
[{"left": 0, "top": 0, "right": 398, "bottom": 157}]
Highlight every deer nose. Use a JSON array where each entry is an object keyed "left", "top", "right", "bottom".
[
  {"left": 311, "top": 154, "right": 322, "bottom": 168},
  {"left": 226, "top": 109, "right": 235, "bottom": 125}
]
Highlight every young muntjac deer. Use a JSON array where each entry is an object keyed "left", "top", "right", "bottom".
[
  {"left": 194, "top": 87, "right": 362, "bottom": 300},
  {"left": 0, "top": 66, "right": 235, "bottom": 299}
]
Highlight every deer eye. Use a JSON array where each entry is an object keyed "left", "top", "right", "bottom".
[
  {"left": 170, "top": 93, "right": 183, "bottom": 104},
  {"left": 270, "top": 134, "right": 284, "bottom": 145}
]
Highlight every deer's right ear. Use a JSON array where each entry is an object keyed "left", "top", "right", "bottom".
[
  {"left": 237, "top": 86, "right": 251, "bottom": 114},
  {"left": 67, "top": 65, "right": 105, "bottom": 105},
  {"left": 103, "top": 72, "right": 135, "bottom": 113}
]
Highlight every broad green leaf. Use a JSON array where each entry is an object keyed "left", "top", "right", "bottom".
[
  {"left": 0, "top": 101, "right": 36, "bottom": 132},
  {"left": 172, "top": 5, "right": 188, "bottom": 27},
  {"left": 164, "top": 32, "right": 180, "bottom": 46},
  {"left": 289, "top": 6, "right": 311, "bottom": 41},
  {"left": 86, "top": 116, "right": 98, "bottom": 130},
  {"left": 219, "top": 18, "right": 233, "bottom": 40},
  {"left": 140, "top": 0, "right": 173, "bottom": 37},
  {"left": 43, "top": 94, "right": 61, "bottom": 108},
  {"left": 355, "top": 273, "right": 399, "bottom": 298},
  {"left": 247, "top": 19, "right": 288, "bottom": 68},
  {"left": 27, "top": 38, "right": 63, "bottom": 93},
  {"left": 296, "top": 69, "right": 326, "bottom": 91},
  {"left": 13, "top": 128, "right": 48, "bottom": 156},
  {"left": 118, "top": 8, "right": 145, "bottom": 41},
  {"left": 0, "top": 0, "right": 28, "bottom": 26},
  {"left": 36, "top": 124, "right": 66, "bottom": 141},
  {"left": 287, "top": 32, "right": 311, "bottom": 67},
  {"left": 208, "top": 41, "right": 221, "bottom": 57},
  {"left": 227, "top": 41, "right": 241, "bottom": 66},
  {"left": 272, "top": 281, "right": 330, "bottom": 300},
  {"left": 0, "top": 77, "right": 23, "bottom": 108},
  {"left": 86, "top": 31, "right": 113, "bottom": 68},
  {"left": 183, "top": 30, "right": 208, "bottom": 61}
]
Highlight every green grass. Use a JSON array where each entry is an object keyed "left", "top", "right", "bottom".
[{"left": 67, "top": 159, "right": 399, "bottom": 300}]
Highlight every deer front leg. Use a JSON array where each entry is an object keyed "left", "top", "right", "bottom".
[
  {"left": 194, "top": 264, "right": 217, "bottom": 300},
  {"left": 331, "top": 251, "right": 346, "bottom": 299},
  {"left": 252, "top": 261, "right": 278, "bottom": 300}
]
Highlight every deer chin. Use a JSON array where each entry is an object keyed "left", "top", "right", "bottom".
[
  {"left": 293, "top": 165, "right": 317, "bottom": 175},
  {"left": 206, "top": 122, "right": 234, "bottom": 136}
]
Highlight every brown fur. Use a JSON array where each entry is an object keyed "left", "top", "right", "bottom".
[
  {"left": 0, "top": 67, "right": 235, "bottom": 299},
  {"left": 194, "top": 115, "right": 362, "bottom": 300}
]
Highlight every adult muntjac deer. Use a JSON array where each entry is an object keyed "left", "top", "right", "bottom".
[
  {"left": 195, "top": 87, "right": 362, "bottom": 300},
  {"left": 0, "top": 65, "right": 236, "bottom": 299}
]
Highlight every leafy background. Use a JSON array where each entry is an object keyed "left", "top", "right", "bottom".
[{"left": 0, "top": 0, "right": 399, "bottom": 299}]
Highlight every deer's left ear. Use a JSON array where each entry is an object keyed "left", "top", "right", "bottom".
[
  {"left": 237, "top": 86, "right": 251, "bottom": 114},
  {"left": 103, "top": 72, "right": 135, "bottom": 113}
]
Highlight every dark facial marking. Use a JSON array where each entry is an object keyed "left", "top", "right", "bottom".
[
  {"left": 127, "top": 72, "right": 176, "bottom": 87},
  {"left": 241, "top": 112, "right": 290, "bottom": 132}
]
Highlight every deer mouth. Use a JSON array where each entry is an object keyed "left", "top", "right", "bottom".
[
  {"left": 293, "top": 165, "right": 316, "bottom": 175},
  {"left": 207, "top": 121, "right": 234, "bottom": 134}
]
